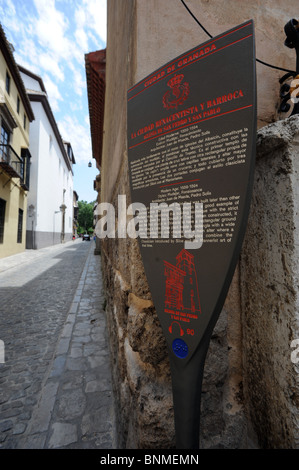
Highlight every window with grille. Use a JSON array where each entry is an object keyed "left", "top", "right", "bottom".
[
  {"left": 0, "top": 199, "right": 6, "bottom": 244},
  {"left": 17, "top": 209, "right": 23, "bottom": 243},
  {"left": 5, "top": 71, "right": 10, "bottom": 94},
  {"left": 0, "top": 124, "right": 10, "bottom": 162}
]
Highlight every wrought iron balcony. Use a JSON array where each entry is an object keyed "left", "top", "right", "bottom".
[
  {"left": 0, "top": 144, "right": 30, "bottom": 190},
  {"left": 0, "top": 143, "right": 22, "bottom": 178}
]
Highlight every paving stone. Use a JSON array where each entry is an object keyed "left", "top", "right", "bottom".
[
  {"left": 0, "top": 420, "right": 13, "bottom": 432},
  {"left": 27, "top": 381, "right": 59, "bottom": 434},
  {"left": 12, "top": 423, "right": 27, "bottom": 435},
  {"left": 49, "top": 355, "right": 66, "bottom": 377},
  {"left": 81, "top": 407, "right": 113, "bottom": 436},
  {"left": 61, "top": 323, "right": 74, "bottom": 338},
  {"left": 48, "top": 422, "right": 78, "bottom": 449},
  {"left": 65, "top": 357, "right": 86, "bottom": 371},
  {"left": 61, "top": 376, "right": 84, "bottom": 390},
  {"left": 69, "top": 346, "right": 83, "bottom": 358},
  {"left": 56, "top": 337, "right": 71, "bottom": 355},
  {"left": 56, "top": 388, "right": 86, "bottom": 419},
  {"left": 87, "top": 355, "right": 107, "bottom": 368},
  {"left": 85, "top": 379, "right": 111, "bottom": 393},
  {"left": 0, "top": 241, "right": 116, "bottom": 449},
  {"left": 69, "top": 303, "right": 79, "bottom": 314},
  {"left": 71, "top": 337, "right": 91, "bottom": 346}
]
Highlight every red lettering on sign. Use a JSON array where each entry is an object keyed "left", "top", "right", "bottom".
[
  {"left": 177, "top": 44, "right": 217, "bottom": 68},
  {"left": 207, "top": 90, "right": 244, "bottom": 108}
]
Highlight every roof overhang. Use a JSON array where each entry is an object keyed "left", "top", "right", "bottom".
[{"left": 85, "top": 49, "right": 106, "bottom": 168}]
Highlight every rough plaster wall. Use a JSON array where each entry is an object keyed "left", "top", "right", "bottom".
[
  {"left": 136, "top": 0, "right": 299, "bottom": 128},
  {"left": 101, "top": 0, "right": 136, "bottom": 205},
  {"left": 241, "top": 115, "right": 299, "bottom": 448}
]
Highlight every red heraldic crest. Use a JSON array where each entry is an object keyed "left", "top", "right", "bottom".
[{"left": 163, "top": 74, "right": 190, "bottom": 109}]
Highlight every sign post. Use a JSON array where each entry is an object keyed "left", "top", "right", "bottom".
[{"left": 127, "top": 21, "right": 256, "bottom": 449}]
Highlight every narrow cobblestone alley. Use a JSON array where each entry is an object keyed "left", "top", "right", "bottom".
[{"left": 0, "top": 240, "right": 116, "bottom": 449}]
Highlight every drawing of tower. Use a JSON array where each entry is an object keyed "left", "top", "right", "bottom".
[
  {"left": 163, "top": 248, "right": 201, "bottom": 315},
  {"left": 176, "top": 249, "right": 201, "bottom": 314},
  {"left": 164, "top": 261, "right": 186, "bottom": 310}
]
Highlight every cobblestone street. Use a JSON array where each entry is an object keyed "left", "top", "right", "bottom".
[{"left": 0, "top": 239, "right": 116, "bottom": 449}]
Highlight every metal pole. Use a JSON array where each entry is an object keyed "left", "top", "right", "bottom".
[{"left": 169, "top": 326, "right": 212, "bottom": 449}]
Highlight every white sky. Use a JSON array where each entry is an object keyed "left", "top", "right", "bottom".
[{"left": 0, "top": 0, "right": 107, "bottom": 202}]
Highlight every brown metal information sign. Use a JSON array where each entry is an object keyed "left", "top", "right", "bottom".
[{"left": 127, "top": 20, "right": 256, "bottom": 448}]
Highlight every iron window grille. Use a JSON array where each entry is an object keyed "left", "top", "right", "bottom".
[
  {"left": 0, "top": 198, "right": 6, "bottom": 244},
  {"left": 17, "top": 208, "right": 23, "bottom": 243}
]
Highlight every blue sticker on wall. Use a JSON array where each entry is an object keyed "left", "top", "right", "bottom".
[{"left": 172, "top": 338, "right": 188, "bottom": 359}]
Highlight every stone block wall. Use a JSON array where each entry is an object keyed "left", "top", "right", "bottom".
[{"left": 240, "top": 116, "right": 299, "bottom": 448}]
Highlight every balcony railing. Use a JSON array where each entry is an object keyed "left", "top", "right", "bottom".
[
  {"left": 0, "top": 144, "right": 23, "bottom": 178},
  {"left": 0, "top": 144, "right": 30, "bottom": 190}
]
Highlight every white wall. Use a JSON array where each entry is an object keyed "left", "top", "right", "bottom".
[
  {"left": 21, "top": 73, "right": 43, "bottom": 93},
  {"left": 33, "top": 103, "right": 73, "bottom": 234},
  {"left": 21, "top": 71, "right": 74, "bottom": 247}
]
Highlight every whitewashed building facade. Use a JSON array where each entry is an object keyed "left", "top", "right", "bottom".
[{"left": 19, "top": 66, "right": 75, "bottom": 249}]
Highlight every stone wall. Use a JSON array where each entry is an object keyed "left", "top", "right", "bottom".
[
  {"left": 101, "top": 0, "right": 299, "bottom": 449},
  {"left": 240, "top": 116, "right": 299, "bottom": 448}
]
